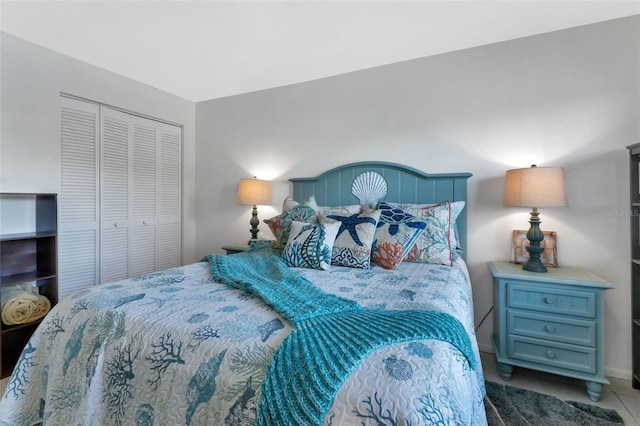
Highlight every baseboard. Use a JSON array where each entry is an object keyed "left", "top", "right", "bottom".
[
  {"left": 605, "top": 366, "right": 633, "bottom": 381},
  {"left": 478, "top": 343, "right": 494, "bottom": 354}
]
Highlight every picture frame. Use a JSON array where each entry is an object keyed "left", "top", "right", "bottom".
[{"left": 512, "top": 230, "right": 558, "bottom": 267}]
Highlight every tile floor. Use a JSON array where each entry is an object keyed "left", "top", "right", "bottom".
[
  {"left": 1, "top": 352, "right": 639, "bottom": 424},
  {"left": 481, "top": 351, "right": 640, "bottom": 425}
]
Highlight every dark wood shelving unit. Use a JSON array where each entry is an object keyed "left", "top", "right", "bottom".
[
  {"left": 627, "top": 143, "right": 640, "bottom": 389},
  {"left": 0, "top": 193, "right": 58, "bottom": 378}
]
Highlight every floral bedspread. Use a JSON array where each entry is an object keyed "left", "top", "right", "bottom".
[{"left": 0, "top": 257, "right": 486, "bottom": 425}]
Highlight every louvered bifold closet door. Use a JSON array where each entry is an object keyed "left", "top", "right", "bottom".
[
  {"left": 130, "top": 116, "right": 158, "bottom": 276},
  {"left": 59, "top": 97, "right": 100, "bottom": 298},
  {"left": 158, "top": 123, "right": 182, "bottom": 270},
  {"left": 61, "top": 99, "right": 182, "bottom": 290},
  {"left": 100, "top": 107, "right": 131, "bottom": 283}
]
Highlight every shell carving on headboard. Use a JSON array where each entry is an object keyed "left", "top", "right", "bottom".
[{"left": 352, "top": 171, "right": 387, "bottom": 208}]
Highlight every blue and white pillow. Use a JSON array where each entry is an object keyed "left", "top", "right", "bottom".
[
  {"left": 371, "top": 203, "right": 427, "bottom": 270},
  {"left": 403, "top": 200, "right": 463, "bottom": 266},
  {"left": 390, "top": 200, "right": 465, "bottom": 256},
  {"left": 282, "top": 220, "right": 342, "bottom": 270},
  {"left": 449, "top": 201, "right": 465, "bottom": 253},
  {"left": 325, "top": 209, "right": 381, "bottom": 269},
  {"left": 264, "top": 204, "right": 317, "bottom": 249}
]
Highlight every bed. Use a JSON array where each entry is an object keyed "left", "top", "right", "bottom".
[{"left": 0, "top": 162, "right": 486, "bottom": 425}]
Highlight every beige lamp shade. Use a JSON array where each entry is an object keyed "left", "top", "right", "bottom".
[
  {"left": 503, "top": 166, "right": 568, "bottom": 208},
  {"left": 237, "top": 178, "right": 272, "bottom": 206}
]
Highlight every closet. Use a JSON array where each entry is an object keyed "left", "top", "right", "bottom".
[{"left": 59, "top": 96, "right": 182, "bottom": 298}]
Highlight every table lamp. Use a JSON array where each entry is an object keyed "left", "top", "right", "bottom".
[
  {"left": 503, "top": 165, "right": 567, "bottom": 272},
  {"left": 237, "top": 177, "right": 272, "bottom": 241}
]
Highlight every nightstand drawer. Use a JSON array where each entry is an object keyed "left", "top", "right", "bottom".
[
  {"left": 508, "top": 310, "right": 596, "bottom": 347},
  {"left": 508, "top": 335, "right": 596, "bottom": 374},
  {"left": 507, "top": 282, "right": 596, "bottom": 318}
]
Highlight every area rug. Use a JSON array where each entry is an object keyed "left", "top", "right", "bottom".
[{"left": 484, "top": 381, "right": 625, "bottom": 425}]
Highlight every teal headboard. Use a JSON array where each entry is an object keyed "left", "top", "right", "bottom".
[{"left": 290, "top": 161, "right": 472, "bottom": 260}]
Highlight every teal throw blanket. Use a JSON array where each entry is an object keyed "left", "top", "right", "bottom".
[{"left": 202, "top": 247, "right": 477, "bottom": 426}]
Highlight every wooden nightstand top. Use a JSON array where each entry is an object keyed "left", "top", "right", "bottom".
[{"left": 489, "top": 261, "right": 613, "bottom": 289}]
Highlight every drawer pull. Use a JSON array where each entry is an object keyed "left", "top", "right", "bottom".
[
  {"left": 543, "top": 297, "right": 555, "bottom": 304},
  {"left": 114, "top": 222, "right": 119, "bottom": 228},
  {"left": 545, "top": 325, "right": 556, "bottom": 333},
  {"left": 546, "top": 350, "right": 556, "bottom": 359}
]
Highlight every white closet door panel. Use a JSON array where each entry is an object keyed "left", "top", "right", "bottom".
[
  {"left": 132, "top": 118, "right": 157, "bottom": 220},
  {"left": 100, "top": 107, "right": 131, "bottom": 284},
  {"left": 60, "top": 100, "right": 99, "bottom": 224},
  {"left": 159, "top": 125, "right": 181, "bottom": 219},
  {"left": 101, "top": 108, "right": 130, "bottom": 222},
  {"left": 102, "top": 227, "right": 129, "bottom": 283},
  {"left": 158, "top": 123, "right": 182, "bottom": 267},
  {"left": 58, "top": 230, "right": 97, "bottom": 299},
  {"left": 158, "top": 223, "right": 180, "bottom": 270},
  {"left": 60, "top": 97, "right": 100, "bottom": 296},
  {"left": 131, "top": 225, "right": 156, "bottom": 276}
]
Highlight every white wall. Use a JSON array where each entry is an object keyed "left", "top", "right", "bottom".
[
  {"left": 195, "top": 16, "right": 640, "bottom": 379},
  {"left": 0, "top": 32, "right": 197, "bottom": 264}
]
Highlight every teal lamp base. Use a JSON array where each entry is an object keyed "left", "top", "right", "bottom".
[
  {"left": 522, "top": 208, "right": 548, "bottom": 273},
  {"left": 523, "top": 253, "right": 548, "bottom": 273},
  {"left": 248, "top": 204, "right": 260, "bottom": 244}
]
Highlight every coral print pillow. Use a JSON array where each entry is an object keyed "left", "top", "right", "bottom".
[
  {"left": 403, "top": 201, "right": 455, "bottom": 266},
  {"left": 325, "top": 209, "right": 381, "bottom": 269},
  {"left": 264, "top": 204, "right": 317, "bottom": 249},
  {"left": 282, "top": 220, "right": 341, "bottom": 270},
  {"left": 371, "top": 203, "right": 427, "bottom": 270},
  {"left": 403, "top": 200, "right": 465, "bottom": 266}
]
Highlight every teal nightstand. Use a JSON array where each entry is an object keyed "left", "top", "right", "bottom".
[
  {"left": 489, "top": 261, "right": 614, "bottom": 401},
  {"left": 221, "top": 245, "right": 250, "bottom": 255}
]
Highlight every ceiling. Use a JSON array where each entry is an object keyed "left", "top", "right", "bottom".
[{"left": 1, "top": 1, "right": 638, "bottom": 102}]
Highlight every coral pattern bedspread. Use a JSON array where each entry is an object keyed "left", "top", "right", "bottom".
[{"left": 0, "top": 255, "right": 486, "bottom": 425}]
